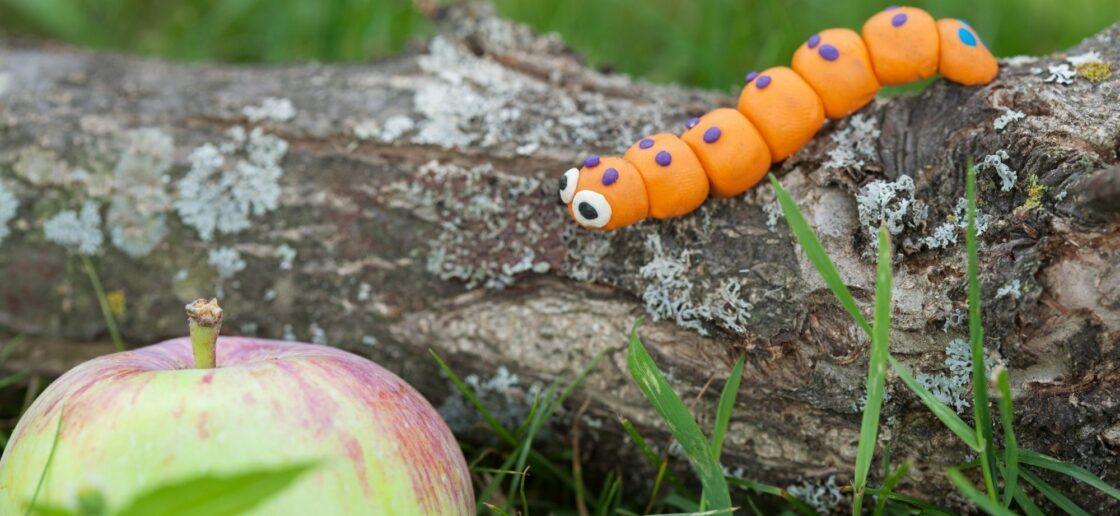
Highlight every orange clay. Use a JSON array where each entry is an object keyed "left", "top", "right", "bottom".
[
  {"left": 791, "top": 28, "right": 880, "bottom": 119},
  {"left": 936, "top": 19, "right": 999, "bottom": 85},
  {"left": 736, "top": 66, "right": 825, "bottom": 162},
  {"left": 861, "top": 6, "right": 939, "bottom": 85},
  {"left": 623, "top": 134, "right": 709, "bottom": 219},
  {"left": 568, "top": 156, "right": 649, "bottom": 230},
  {"left": 680, "top": 108, "right": 771, "bottom": 198}
]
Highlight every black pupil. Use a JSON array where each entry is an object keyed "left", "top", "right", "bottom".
[
  {"left": 578, "top": 202, "right": 599, "bottom": 220},
  {"left": 559, "top": 175, "right": 568, "bottom": 192}
]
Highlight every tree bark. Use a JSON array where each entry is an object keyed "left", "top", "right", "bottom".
[{"left": 1, "top": 4, "right": 1119, "bottom": 511}]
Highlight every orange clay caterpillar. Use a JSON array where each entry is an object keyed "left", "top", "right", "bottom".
[{"left": 559, "top": 6, "right": 998, "bottom": 230}]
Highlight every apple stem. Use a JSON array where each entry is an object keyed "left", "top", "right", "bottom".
[{"left": 186, "top": 298, "right": 223, "bottom": 369}]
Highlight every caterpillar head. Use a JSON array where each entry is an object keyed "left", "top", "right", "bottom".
[{"left": 559, "top": 155, "right": 649, "bottom": 230}]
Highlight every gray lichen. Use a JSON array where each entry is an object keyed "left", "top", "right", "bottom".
[
  {"left": 175, "top": 127, "right": 286, "bottom": 241},
  {"left": 438, "top": 365, "right": 540, "bottom": 436},
  {"left": 43, "top": 201, "right": 103, "bottom": 255},
  {"left": 787, "top": 475, "right": 846, "bottom": 514},
  {"left": 0, "top": 181, "right": 17, "bottom": 243},
  {"left": 207, "top": 247, "right": 246, "bottom": 279},
  {"left": 242, "top": 97, "right": 296, "bottom": 123},
  {"left": 107, "top": 128, "right": 174, "bottom": 257},
  {"left": 977, "top": 151, "right": 1017, "bottom": 192},
  {"left": 921, "top": 198, "right": 990, "bottom": 250},
  {"left": 638, "top": 233, "right": 752, "bottom": 336},
  {"left": 855, "top": 175, "right": 926, "bottom": 250},
  {"left": 914, "top": 338, "right": 1004, "bottom": 414},
  {"left": 822, "top": 114, "right": 880, "bottom": 170}
]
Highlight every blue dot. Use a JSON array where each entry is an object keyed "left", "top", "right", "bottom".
[
  {"left": 891, "top": 13, "right": 907, "bottom": 27},
  {"left": 807, "top": 34, "right": 821, "bottom": 49},
  {"left": 602, "top": 167, "right": 619, "bottom": 186},
  {"left": 958, "top": 27, "right": 978, "bottom": 47},
  {"left": 685, "top": 117, "right": 700, "bottom": 130},
  {"left": 655, "top": 151, "right": 672, "bottom": 167},
  {"left": 703, "top": 127, "right": 722, "bottom": 144},
  {"left": 639, "top": 138, "right": 654, "bottom": 149},
  {"left": 756, "top": 75, "right": 772, "bottom": 89},
  {"left": 819, "top": 44, "right": 840, "bottom": 61},
  {"left": 583, "top": 155, "right": 600, "bottom": 167},
  {"left": 885, "top": 5, "right": 900, "bottom": 10},
  {"left": 744, "top": 71, "right": 759, "bottom": 83}
]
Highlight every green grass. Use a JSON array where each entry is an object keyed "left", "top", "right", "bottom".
[
  {"left": 2, "top": 0, "right": 1118, "bottom": 90},
  {"left": 769, "top": 164, "right": 1120, "bottom": 513}
]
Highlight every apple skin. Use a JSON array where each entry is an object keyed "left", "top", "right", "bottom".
[{"left": 0, "top": 337, "right": 474, "bottom": 515}]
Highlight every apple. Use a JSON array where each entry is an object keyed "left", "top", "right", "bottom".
[{"left": 0, "top": 299, "right": 473, "bottom": 514}]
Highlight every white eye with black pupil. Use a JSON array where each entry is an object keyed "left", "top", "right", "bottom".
[
  {"left": 572, "top": 190, "right": 612, "bottom": 228},
  {"left": 559, "top": 168, "right": 579, "bottom": 204}
]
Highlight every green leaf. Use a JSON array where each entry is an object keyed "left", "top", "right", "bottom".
[
  {"left": 620, "top": 417, "right": 695, "bottom": 501},
  {"left": 769, "top": 174, "right": 871, "bottom": 335},
  {"left": 964, "top": 160, "right": 999, "bottom": 503},
  {"left": 0, "top": 370, "right": 30, "bottom": 390},
  {"left": 946, "top": 467, "right": 1013, "bottom": 516},
  {"left": 1011, "top": 486, "right": 1045, "bottom": 516},
  {"left": 863, "top": 487, "right": 953, "bottom": 515},
  {"left": 115, "top": 462, "right": 316, "bottom": 516},
  {"left": 1017, "top": 449, "right": 1120, "bottom": 500},
  {"left": 712, "top": 355, "right": 746, "bottom": 461},
  {"left": 873, "top": 461, "right": 910, "bottom": 516},
  {"left": 1018, "top": 468, "right": 1089, "bottom": 516},
  {"left": 627, "top": 320, "right": 731, "bottom": 511},
  {"left": 888, "top": 357, "right": 979, "bottom": 450},
  {"left": 594, "top": 472, "right": 622, "bottom": 516},
  {"left": 994, "top": 368, "right": 1019, "bottom": 508},
  {"left": 26, "top": 407, "right": 64, "bottom": 516},
  {"left": 853, "top": 227, "right": 894, "bottom": 515}
]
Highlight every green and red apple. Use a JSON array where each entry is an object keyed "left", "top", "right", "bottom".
[{"left": 0, "top": 299, "right": 473, "bottom": 514}]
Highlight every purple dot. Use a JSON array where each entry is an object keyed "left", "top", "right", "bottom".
[
  {"left": 602, "top": 167, "right": 619, "bottom": 186},
  {"left": 639, "top": 138, "right": 654, "bottom": 149},
  {"left": 807, "top": 34, "right": 821, "bottom": 49},
  {"left": 885, "top": 5, "right": 900, "bottom": 10},
  {"left": 756, "top": 75, "right": 772, "bottom": 89},
  {"left": 685, "top": 117, "right": 700, "bottom": 130},
  {"left": 583, "top": 155, "right": 600, "bottom": 167},
  {"left": 744, "top": 71, "right": 758, "bottom": 83},
  {"left": 655, "top": 151, "right": 672, "bottom": 167},
  {"left": 819, "top": 44, "right": 840, "bottom": 61},
  {"left": 891, "top": 13, "right": 908, "bottom": 27},
  {"left": 703, "top": 127, "right": 721, "bottom": 144}
]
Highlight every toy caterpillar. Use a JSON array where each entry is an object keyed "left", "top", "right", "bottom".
[{"left": 559, "top": 6, "right": 998, "bottom": 230}]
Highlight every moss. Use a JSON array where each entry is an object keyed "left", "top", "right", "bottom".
[{"left": 1075, "top": 61, "right": 1111, "bottom": 82}]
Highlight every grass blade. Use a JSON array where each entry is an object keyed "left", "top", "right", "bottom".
[
  {"left": 429, "top": 349, "right": 516, "bottom": 444},
  {"left": 26, "top": 408, "right": 64, "bottom": 516},
  {"left": 946, "top": 467, "right": 1013, "bottom": 516},
  {"left": 619, "top": 417, "right": 695, "bottom": 500},
  {"left": 853, "top": 227, "right": 894, "bottom": 515},
  {"left": 964, "top": 160, "right": 999, "bottom": 503},
  {"left": 506, "top": 385, "right": 557, "bottom": 514},
  {"left": 80, "top": 255, "right": 126, "bottom": 352},
  {"left": 872, "top": 461, "right": 910, "bottom": 516},
  {"left": 863, "top": 487, "right": 953, "bottom": 515},
  {"left": 0, "top": 371, "right": 30, "bottom": 390},
  {"left": 725, "top": 477, "right": 817, "bottom": 515},
  {"left": 1018, "top": 468, "right": 1090, "bottom": 516},
  {"left": 712, "top": 355, "right": 746, "bottom": 460},
  {"left": 769, "top": 174, "right": 871, "bottom": 335},
  {"left": 888, "top": 357, "right": 979, "bottom": 450},
  {"left": 994, "top": 368, "right": 1019, "bottom": 508},
  {"left": 627, "top": 320, "right": 731, "bottom": 511},
  {"left": 1017, "top": 449, "right": 1120, "bottom": 500},
  {"left": 1011, "top": 487, "right": 1045, "bottom": 516}
]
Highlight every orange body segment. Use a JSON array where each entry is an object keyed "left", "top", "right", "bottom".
[
  {"left": 623, "top": 134, "right": 709, "bottom": 219},
  {"left": 862, "top": 6, "right": 940, "bottom": 85},
  {"left": 736, "top": 66, "right": 825, "bottom": 162},
  {"left": 936, "top": 19, "right": 999, "bottom": 85},
  {"left": 681, "top": 108, "right": 772, "bottom": 198},
  {"left": 567, "top": 156, "right": 649, "bottom": 230},
  {"left": 792, "top": 28, "right": 881, "bottom": 118}
]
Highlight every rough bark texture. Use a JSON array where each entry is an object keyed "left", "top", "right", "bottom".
[{"left": 2, "top": 4, "right": 1119, "bottom": 511}]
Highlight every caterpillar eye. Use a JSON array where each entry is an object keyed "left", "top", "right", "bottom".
[
  {"left": 571, "top": 190, "right": 612, "bottom": 228},
  {"left": 559, "top": 168, "right": 579, "bottom": 204}
]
